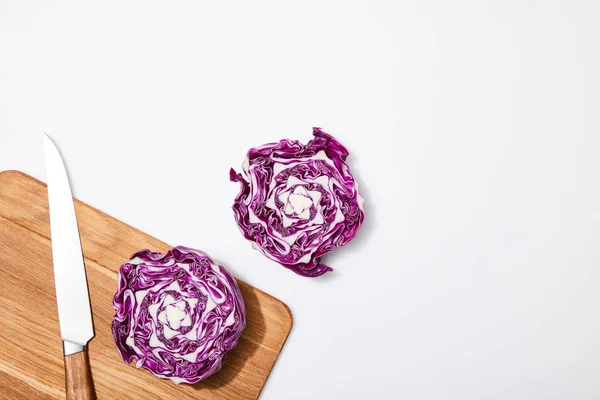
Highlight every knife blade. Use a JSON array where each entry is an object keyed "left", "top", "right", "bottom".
[{"left": 44, "top": 133, "right": 96, "bottom": 399}]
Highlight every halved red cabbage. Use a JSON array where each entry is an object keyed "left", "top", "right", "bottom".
[
  {"left": 112, "top": 246, "right": 246, "bottom": 384},
  {"left": 230, "top": 128, "right": 365, "bottom": 277}
]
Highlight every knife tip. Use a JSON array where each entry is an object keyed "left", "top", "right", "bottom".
[{"left": 43, "top": 133, "right": 56, "bottom": 149}]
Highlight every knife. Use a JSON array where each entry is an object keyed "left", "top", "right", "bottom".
[{"left": 44, "top": 134, "right": 96, "bottom": 400}]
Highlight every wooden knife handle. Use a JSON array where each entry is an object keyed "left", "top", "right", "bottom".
[{"left": 64, "top": 349, "right": 96, "bottom": 400}]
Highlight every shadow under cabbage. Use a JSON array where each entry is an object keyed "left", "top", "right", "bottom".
[
  {"left": 192, "top": 280, "right": 266, "bottom": 390},
  {"left": 315, "top": 151, "right": 376, "bottom": 282}
]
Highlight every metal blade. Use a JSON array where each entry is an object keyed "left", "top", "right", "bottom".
[{"left": 43, "top": 133, "right": 94, "bottom": 355}]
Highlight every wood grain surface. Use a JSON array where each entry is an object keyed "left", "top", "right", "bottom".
[
  {"left": 0, "top": 170, "right": 293, "bottom": 400},
  {"left": 64, "top": 350, "right": 95, "bottom": 400}
]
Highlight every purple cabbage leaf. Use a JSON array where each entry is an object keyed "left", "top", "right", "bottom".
[
  {"left": 230, "top": 128, "right": 365, "bottom": 277},
  {"left": 112, "top": 246, "right": 246, "bottom": 384}
]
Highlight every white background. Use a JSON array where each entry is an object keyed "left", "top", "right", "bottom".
[{"left": 2, "top": 1, "right": 600, "bottom": 399}]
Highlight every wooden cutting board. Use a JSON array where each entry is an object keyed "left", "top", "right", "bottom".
[{"left": 0, "top": 170, "right": 293, "bottom": 399}]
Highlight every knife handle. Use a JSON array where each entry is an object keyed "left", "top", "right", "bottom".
[{"left": 64, "top": 348, "right": 96, "bottom": 400}]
